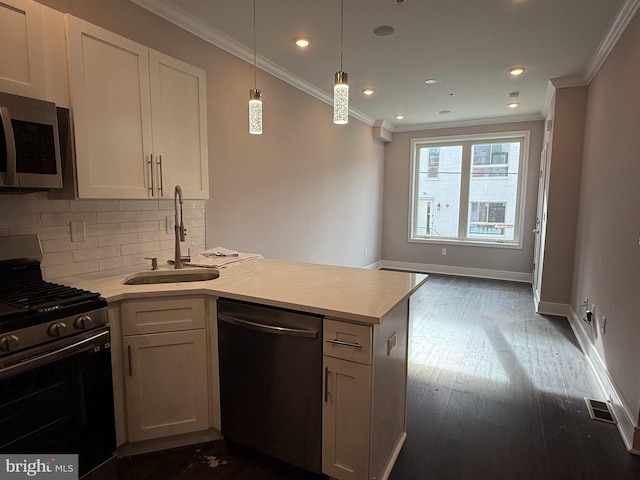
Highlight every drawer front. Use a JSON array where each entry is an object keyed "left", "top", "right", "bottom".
[
  {"left": 121, "top": 297, "right": 205, "bottom": 335},
  {"left": 323, "top": 319, "right": 372, "bottom": 365}
]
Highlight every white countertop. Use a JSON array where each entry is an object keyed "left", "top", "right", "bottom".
[{"left": 60, "top": 258, "right": 428, "bottom": 324}]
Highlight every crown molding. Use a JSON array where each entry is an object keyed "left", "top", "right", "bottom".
[
  {"left": 392, "top": 113, "right": 544, "bottom": 133},
  {"left": 583, "top": 0, "right": 640, "bottom": 83},
  {"left": 129, "top": 0, "right": 375, "bottom": 126}
]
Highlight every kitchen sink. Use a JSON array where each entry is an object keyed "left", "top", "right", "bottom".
[{"left": 122, "top": 269, "right": 220, "bottom": 285}]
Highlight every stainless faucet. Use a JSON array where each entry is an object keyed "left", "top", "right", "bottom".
[{"left": 174, "top": 185, "right": 186, "bottom": 269}]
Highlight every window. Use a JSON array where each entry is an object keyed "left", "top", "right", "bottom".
[{"left": 410, "top": 131, "right": 529, "bottom": 246}]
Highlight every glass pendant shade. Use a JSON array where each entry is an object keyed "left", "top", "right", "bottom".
[
  {"left": 249, "top": 88, "right": 262, "bottom": 135},
  {"left": 333, "top": 71, "right": 349, "bottom": 124}
]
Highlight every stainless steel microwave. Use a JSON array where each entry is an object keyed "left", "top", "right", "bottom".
[{"left": 0, "top": 91, "right": 63, "bottom": 191}]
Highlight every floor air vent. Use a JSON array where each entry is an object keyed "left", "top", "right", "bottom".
[{"left": 585, "top": 398, "right": 617, "bottom": 424}]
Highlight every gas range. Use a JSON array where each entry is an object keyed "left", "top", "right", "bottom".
[{"left": 0, "top": 235, "right": 108, "bottom": 358}]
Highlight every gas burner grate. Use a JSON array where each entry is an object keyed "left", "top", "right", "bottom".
[{"left": 0, "top": 281, "right": 101, "bottom": 312}]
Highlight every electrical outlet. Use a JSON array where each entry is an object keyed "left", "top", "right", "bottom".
[
  {"left": 441, "top": 248, "right": 447, "bottom": 256},
  {"left": 364, "top": 248, "right": 368, "bottom": 257},
  {"left": 387, "top": 332, "right": 397, "bottom": 356},
  {"left": 166, "top": 216, "right": 175, "bottom": 234},
  {"left": 601, "top": 316, "right": 607, "bottom": 335}
]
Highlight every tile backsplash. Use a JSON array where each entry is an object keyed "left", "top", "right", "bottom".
[{"left": 0, "top": 192, "right": 205, "bottom": 279}]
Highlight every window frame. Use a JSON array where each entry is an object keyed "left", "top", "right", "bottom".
[{"left": 408, "top": 130, "right": 530, "bottom": 249}]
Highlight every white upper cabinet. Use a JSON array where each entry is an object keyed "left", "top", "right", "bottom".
[
  {"left": 66, "top": 16, "right": 209, "bottom": 199},
  {"left": 149, "top": 51, "right": 209, "bottom": 199},
  {"left": 0, "top": 0, "right": 68, "bottom": 104}
]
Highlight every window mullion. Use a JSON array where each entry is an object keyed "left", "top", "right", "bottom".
[{"left": 458, "top": 142, "right": 472, "bottom": 239}]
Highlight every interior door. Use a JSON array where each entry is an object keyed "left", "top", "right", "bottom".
[{"left": 533, "top": 143, "right": 549, "bottom": 309}]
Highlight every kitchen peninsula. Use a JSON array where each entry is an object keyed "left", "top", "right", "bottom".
[{"left": 62, "top": 259, "right": 428, "bottom": 480}]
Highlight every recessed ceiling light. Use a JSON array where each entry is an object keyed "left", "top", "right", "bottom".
[
  {"left": 293, "top": 37, "right": 311, "bottom": 47},
  {"left": 439, "top": 110, "right": 451, "bottom": 115},
  {"left": 425, "top": 79, "right": 437, "bottom": 85},
  {"left": 509, "top": 67, "right": 526, "bottom": 76},
  {"left": 373, "top": 25, "right": 395, "bottom": 36},
  {"left": 395, "top": 114, "right": 405, "bottom": 120},
  {"left": 363, "top": 88, "right": 375, "bottom": 96},
  {"left": 508, "top": 102, "right": 520, "bottom": 108}
]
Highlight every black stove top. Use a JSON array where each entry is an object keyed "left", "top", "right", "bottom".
[
  {"left": 0, "top": 280, "right": 102, "bottom": 315},
  {"left": 0, "top": 257, "right": 107, "bottom": 338}
]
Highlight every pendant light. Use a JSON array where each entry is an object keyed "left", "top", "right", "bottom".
[
  {"left": 333, "top": 0, "right": 348, "bottom": 124},
  {"left": 249, "top": 0, "right": 262, "bottom": 134}
]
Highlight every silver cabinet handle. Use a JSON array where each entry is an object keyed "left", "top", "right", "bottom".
[
  {"left": 148, "top": 154, "right": 154, "bottom": 196},
  {"left": 325, "top": 338, "right": 363, "bottom": 349},
  {"left": 218, "top": 313, "right": 318, "bottom": 338},
  {"left": 0, "top": 106, "right": 16, "bottom": 186},
  {"left": 128, "top": 345, "right": 133, "bottom": 376},
  {"left": 157, "top": 154, "right": 164, "bottom": 197}
]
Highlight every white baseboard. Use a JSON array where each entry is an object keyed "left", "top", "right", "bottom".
[
  {"left": 566, "top": 307, "right": 639, "bottom": 455},
  {"left": 378, "top": 260, "right": 532, "bottom": 283},
  {"left": 363, "top": 260, "right": 382, "bottom": 270},
  {"left": 536, "top": 300, "right": 572, "bottom": 318}
]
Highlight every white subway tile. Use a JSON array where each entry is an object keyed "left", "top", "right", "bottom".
[
  {"left": 44, "top": 260, "right": 99, "bottom": 280},
  {"left": 8, "top": 226, "right": 71, "bottom": 240},
  {"left": 98, "top": 232, "right": 141, "bottom": 246},
  {"left": 121, "top": 241, "right": 161, "bottom": 256},
  {"left": 140, "top": 210, "right": 171, "bottom": 221},
  {"left": 99, "top": 254, "right": 147, "bottom": 270},
  {"left": 97, "top": 211, "right": 140, "bottom": 224},
  {"left": 72, "top": 246, "right": 122, "bottom": 262},
  {"left": 120, "top": 221, "right": 160, "bottom": 233},
  {"left": 70, "top": 200, "right": 120, "bottom": 212},
  {"left": 0, "top": 214, "right": 41, "bottom": 229},
  {"left": 41, "top": 251, "right": 73, "bottom": 266},
  {"left": 119, "top": 200, "right": 159, "bottom": 211},
  {"left": 85, "top": 223, "right": 120, "bottom": 236},
  {"left": 41, "top": 212, "right": 96, "bottom": 227},
  {"left": 42, "top": 237, "right": 98, "bottom": 253},
  {"left": 6, "top": 199, "right": 70, "bottom": 214},
  {"left": 140, "top": 230, "right": 168, "bottom": 242}
]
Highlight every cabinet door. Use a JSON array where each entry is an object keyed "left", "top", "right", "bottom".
[
  {"left": 323, "top": 356, "right": 371, "bottom": 480},
  {"left": 0, "top": 0, "right": 46, "bottom": 98},
  {"left": 149, "top": 51, "right": 209, "bottom": 199},
  {"left": 124, "top": 330, "right": 209, "bottom": 442},
  {"left": 67, "top": 16, "right": 153, "bottom": 198}
]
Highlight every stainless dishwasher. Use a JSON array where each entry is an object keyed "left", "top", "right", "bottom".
[{"left": 217, "top": 298, "right": 323, "bottom": 474}]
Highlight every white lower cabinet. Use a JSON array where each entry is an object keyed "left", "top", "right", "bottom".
[
  {"left": 323, "top": 318, "right": 373, "bottom": 480},
  {"left": 322, "top": 355, "right": 372, "bottom": 480},
  {"left": 120, "top": 297, "right": 210, "bottom": 443}
]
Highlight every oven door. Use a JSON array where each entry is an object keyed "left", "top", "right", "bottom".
[{"left": 0, "top": 327, "right": 116, "bottom": 477}]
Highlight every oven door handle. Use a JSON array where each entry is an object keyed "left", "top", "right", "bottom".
[
  {"left": 0, "top": 329, "right": 110, "bottom": 380},
  {"left": 0, "top": 106, "right": 17, "bottom": 186}
]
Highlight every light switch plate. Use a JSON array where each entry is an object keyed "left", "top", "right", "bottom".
[{"left": 70, "top": 220, "right": 86, "bottom": 242}]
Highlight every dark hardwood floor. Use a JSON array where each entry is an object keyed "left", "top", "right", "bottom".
[{"left": 87, "top": 275, "right": 640, "bottom": 480}]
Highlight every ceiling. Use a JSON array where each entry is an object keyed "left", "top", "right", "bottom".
[{"left": 132, "top": 0, "right": 633, "bottom": 131}]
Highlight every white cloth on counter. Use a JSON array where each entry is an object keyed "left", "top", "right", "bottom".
[{"left": 185, "top": 246, "right": 263, "bottom": 268}]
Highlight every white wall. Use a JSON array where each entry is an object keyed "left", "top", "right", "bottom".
[
  {"left": 381, "top": 121, "right": 544, "bottom": 279},
  {"left": 570, "top": 9, "right": 640, "bottom": 440}
]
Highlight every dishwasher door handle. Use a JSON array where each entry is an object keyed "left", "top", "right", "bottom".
[{"left": 218, "top": 313, "right": 319, "bottom": 338}]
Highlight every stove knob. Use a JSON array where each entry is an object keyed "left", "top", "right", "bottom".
[
  {"left": 48, "top": 322, "right": 68, "bottom": 337},
  {"left": 0, "top": 334, "right": 19, "bottom": 352},
  {"left": 75, "top": 315, "right": 95, "bottom": 330}
]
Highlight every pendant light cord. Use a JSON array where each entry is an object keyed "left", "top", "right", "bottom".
[
  {"left": 339, "top": 0, "right": 344, "bottom": 71},
  {"left": 253, "top": 0, "right": 257, "bottom": 89}
]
